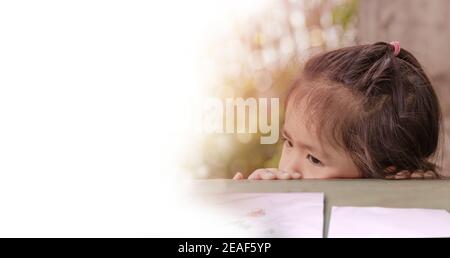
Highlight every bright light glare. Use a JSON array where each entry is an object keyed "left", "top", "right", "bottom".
[{"left": 0, "top": 0, "right": 270, "bottom": 236}]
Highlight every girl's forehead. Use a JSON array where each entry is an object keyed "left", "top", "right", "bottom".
[
  {"left": 283, "top": 85, "right": 351, "bottom": 155},
  {"left": 285, "top": 87, "right": 306, "bottom": 117},
  {"left": 284, "top": 96, "right": 319, "bottom": 139},
  {"left": 285, "top": 92, "right": 315, "bottom": 131}
]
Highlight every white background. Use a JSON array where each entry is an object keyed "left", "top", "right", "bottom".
[{"left": 0, "top": 0, "right": 268, "bottom": 236}]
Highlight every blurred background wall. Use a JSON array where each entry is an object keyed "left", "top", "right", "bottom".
[
  {"left": 358, "top": 0, "right": 450, "bottom": 176},
  {"left": 187, "top": 0, "right": 450, "bottom": 178}
]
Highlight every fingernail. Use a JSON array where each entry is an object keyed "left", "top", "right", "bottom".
[
  {"left": 264, "top": 171, "right": 274, "bottom": 176},
  {"left": 394, "top": 170, "right": 411, "bottom": 179},
  {"left": 385, "top": 166, "right": 396, "bottom": 173},
  {"left": 233, "top": 172, "right": 243, "bottom": 180},
  {"left": 411, "top": 172, "right": 424, "bottom": 179},
  {"left": 277, "top": 172, "right": 290, "bottom": 180},
  {"left": 424, "top": 170, "right": 437, "bottom": 179},
  {"left": 292, "top": 172, "right": 301, "bottom": 178}
]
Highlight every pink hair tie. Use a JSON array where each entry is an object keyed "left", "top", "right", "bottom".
[{"left": 390, "top": 41, "right": 401, "bottom": 56}]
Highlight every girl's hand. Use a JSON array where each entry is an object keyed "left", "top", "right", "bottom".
[
  {"left": 384, "top": 166, "right": 438, "bottom": 179},
  {"left": 233, "top": 168, "right": 302, "bottom": 180}
]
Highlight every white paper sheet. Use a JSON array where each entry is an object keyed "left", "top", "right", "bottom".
[
  {"left": 328, "top": 206, "right": 450, "bottom": 238},
  {"left": 213, "top": 193, "right": 324, "bottom": 238}
]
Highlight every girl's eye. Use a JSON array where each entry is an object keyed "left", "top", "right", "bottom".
[
  {"left": 307, "top": 154, "right": 323, "bottom": 166},
  {"left": 283, "top": 138, "right": 293, "bottom": 148}
]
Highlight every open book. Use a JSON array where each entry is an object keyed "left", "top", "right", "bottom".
[{"left": 213, "top": 192, "right": 450, "bottom": 238}]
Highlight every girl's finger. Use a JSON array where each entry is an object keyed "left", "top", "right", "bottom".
[
  {"left": 248, "top": 168, "right": 284, "bottom": 180},
  {"left": 424, "top": 170, "right": 438, "bottom": 179},
  {"left": 394, "top": 170, "right": 411, "bottom": 179},
  {"left": 411, "top": 170, "right": 424, "bottom": 179},
  {"left": 385, "top": 166, "right": 397, "bottom": 174},
  {"left": 248, "top": 169, "right": 265, "bottom": 180},
  {"left": 275, "top": 171, "right": 291, "bottom": 180},
  {"left": 290, "top": 172, "right": 302, "bottom": 179},
  {"left": 260, "top": 170, "right": 276, "bottom": 180},
  {"left": 233, "top": 172, "right": 244, "bottom": 180}
]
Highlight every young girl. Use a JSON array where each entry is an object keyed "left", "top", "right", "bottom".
[{"left": 234, "top": 41, "right": 443, "bottom": 180}]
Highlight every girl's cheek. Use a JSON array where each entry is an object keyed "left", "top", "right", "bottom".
[
  {"left": 278, "top": 146, "right": 289, "bottom": 170},
  {"left": 278, "top": 145, "right": 302, "bottom": 173}
]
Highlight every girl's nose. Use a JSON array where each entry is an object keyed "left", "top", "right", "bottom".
[
  {"left": 281, "top": 158, "right": 302, "bottom": 175},
  {"left": 282, "top": 159, "right": 318, "bottom": 179}
]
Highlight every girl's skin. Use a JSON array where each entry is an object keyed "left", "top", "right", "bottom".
[
  {"left": 232, "top": 91, "right": 438, "bottom": 180},
  {"left": 234, "top": 96, "right": 360, "bottom": 180},
  {"left": 233, "top": 42, "right": 441, "bottom": 180}
]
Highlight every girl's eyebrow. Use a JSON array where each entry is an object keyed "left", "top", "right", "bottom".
[{"left": 282, "top": 127, "right": 330, "bottom": 159}]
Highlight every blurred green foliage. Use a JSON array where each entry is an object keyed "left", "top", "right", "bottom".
[
  {"left": 332, "top": 0, "right": 358, "bottom": 30},
  {"left": 189, "top": 0, "right": 359, "bottom": 179}
]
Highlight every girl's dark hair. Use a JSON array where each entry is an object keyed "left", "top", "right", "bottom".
[{"left": 287, "top": 42, "right": 443, "bottom": 178}]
